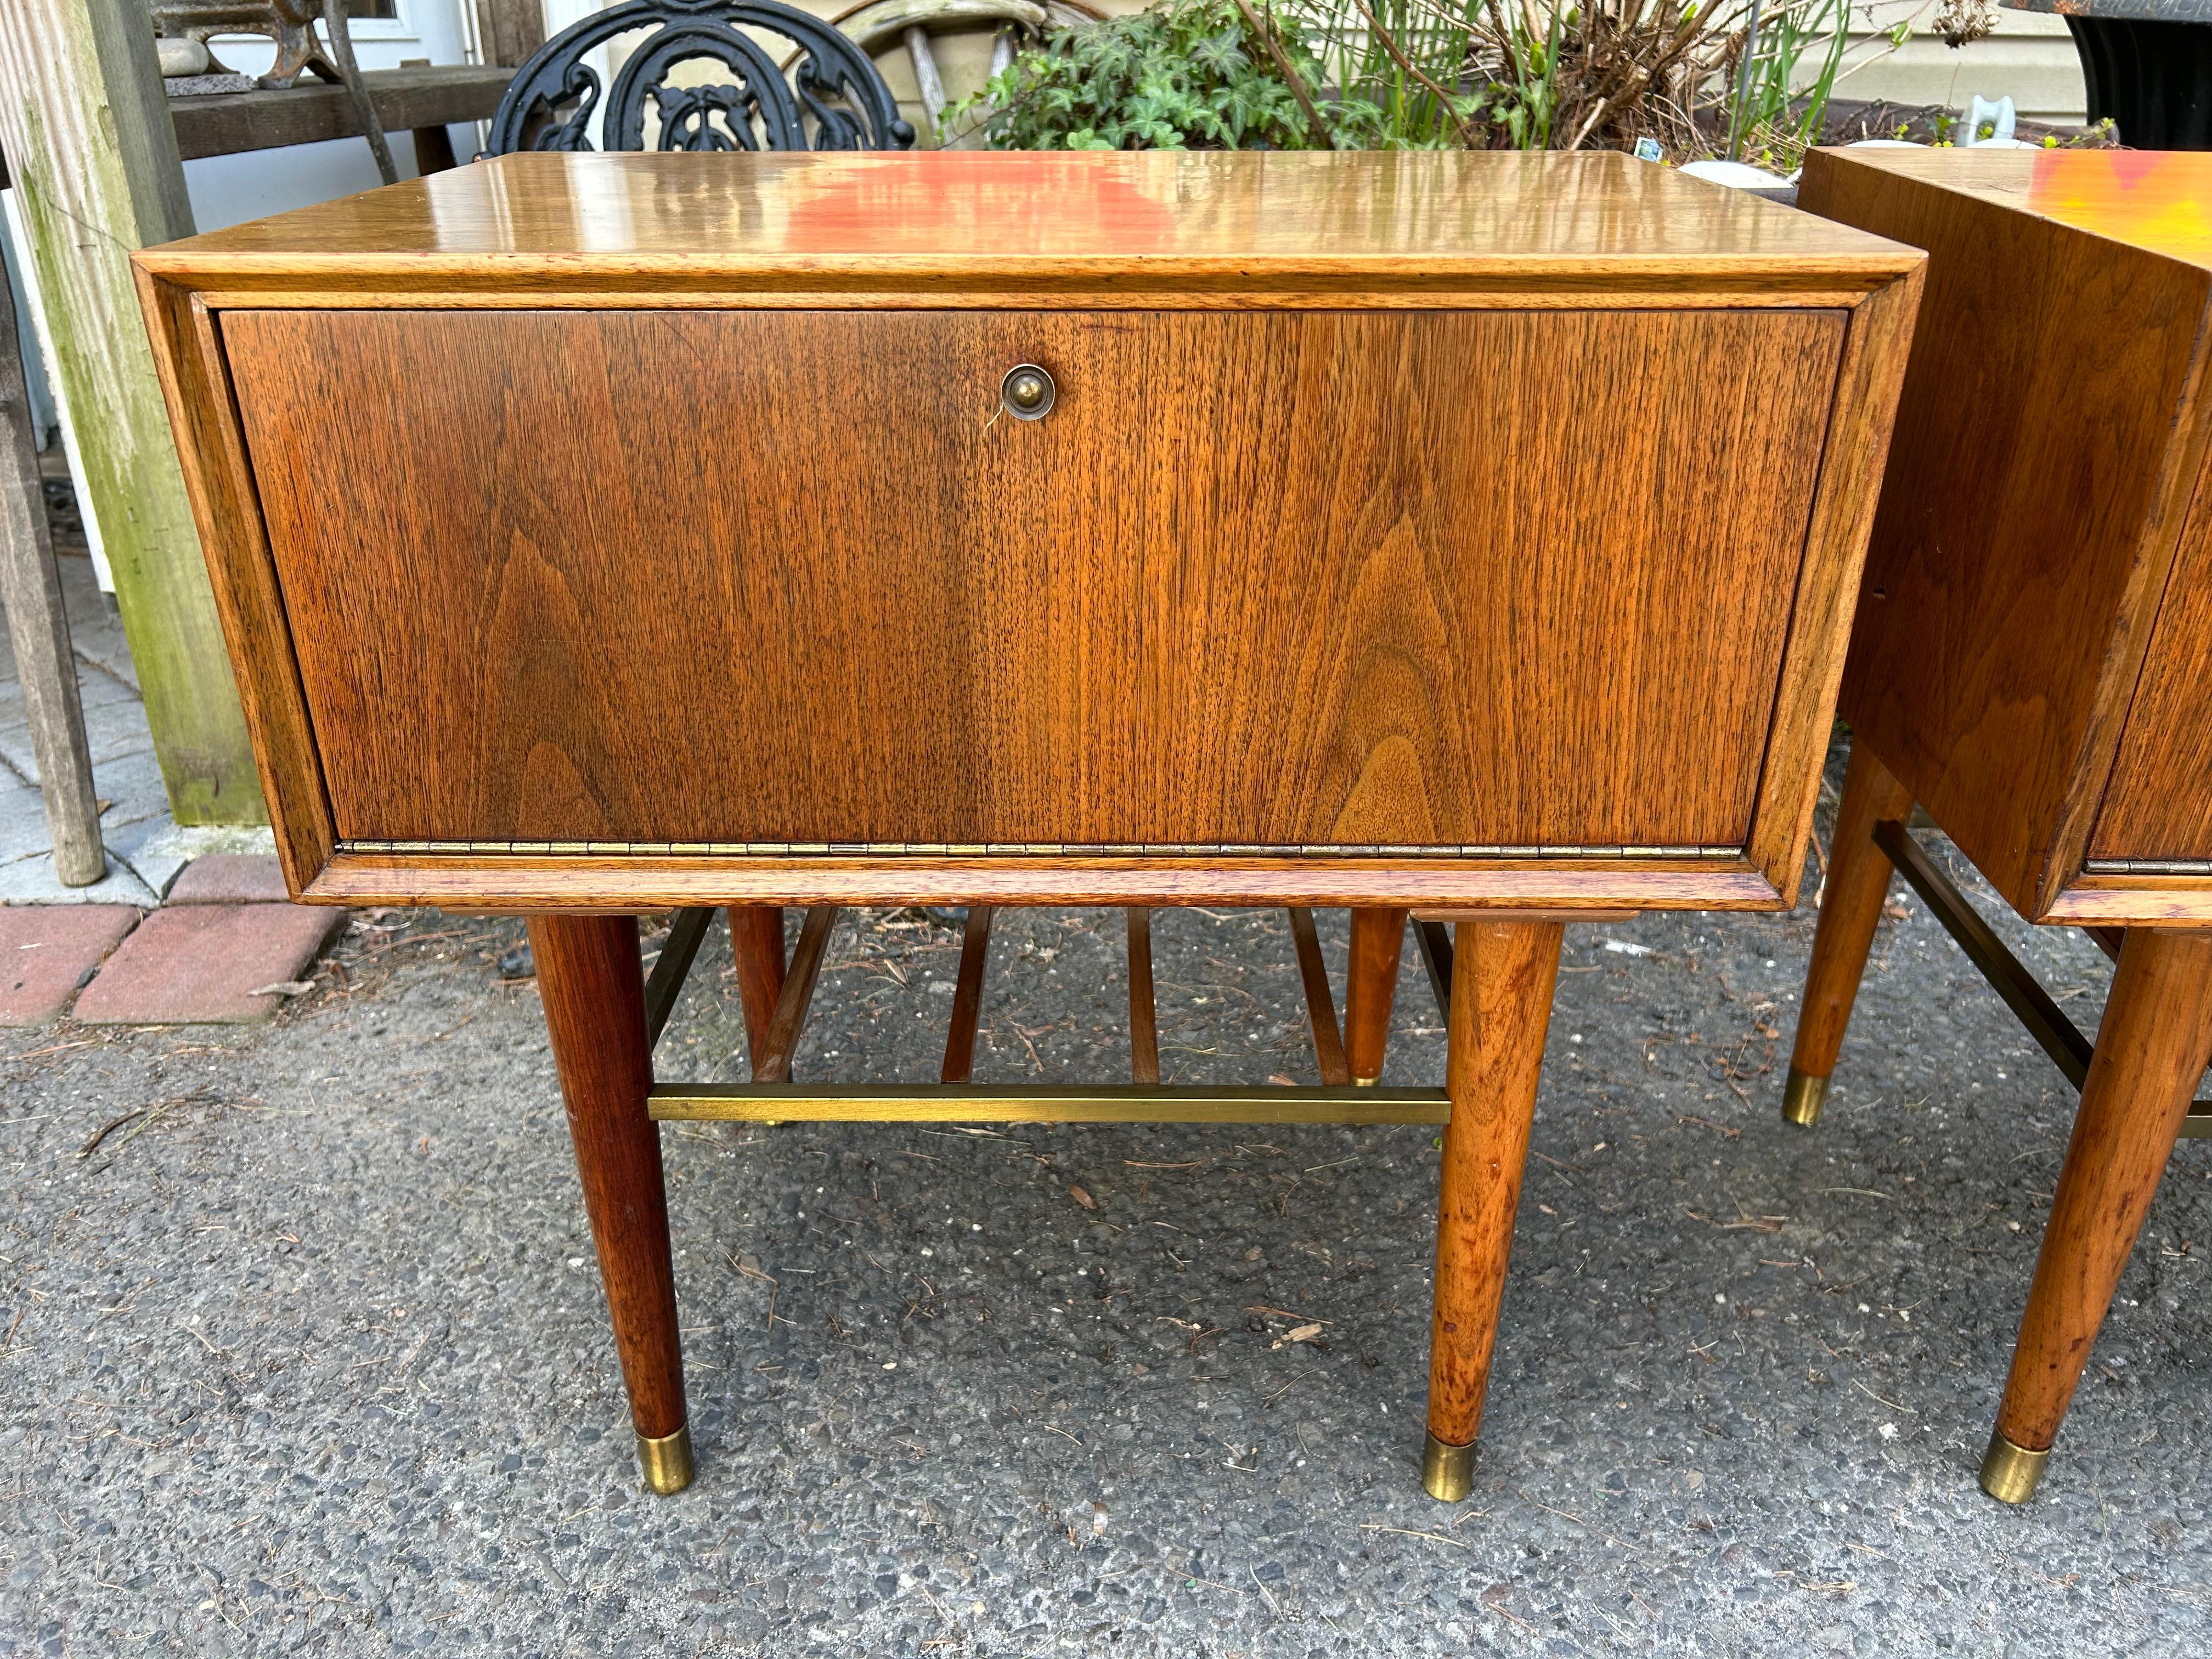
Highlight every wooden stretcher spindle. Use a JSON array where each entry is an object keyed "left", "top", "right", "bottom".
[
  {"left": 940, "top": 905, "right": 995, "bottom": 1084},
  {"left": 751, "top": 906, "right": 839, "bottom": 1084},
  {"left": 1286, "top": 907, "right": 1350, "bottom": 1086},
  {"left": 1126, "top": 907, "right": 1160, "bottom": 1084}
]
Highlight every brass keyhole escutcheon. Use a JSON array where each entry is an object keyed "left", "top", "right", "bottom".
[{"left": 1002, "top": 363, "right": 1056, "bottom": 421}]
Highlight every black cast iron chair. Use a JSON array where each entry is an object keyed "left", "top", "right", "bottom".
[{"left": 482, "top": 0, "right": 916, "bottom": 156}]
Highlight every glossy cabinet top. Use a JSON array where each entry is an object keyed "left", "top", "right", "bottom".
[
  {"left": 140, "top": 149, "right": 1916, "bottom": 287},
  {"left": 1821, "top": 148, "right": 2212, "bottom": 269}
]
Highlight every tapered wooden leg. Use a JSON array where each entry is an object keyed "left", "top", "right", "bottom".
[
  {"left": 1423, "top": 919, "right": 1563, "bottom": 1501},
  {"left": 1981, "top": 928, "right": 2212, "bottom": 1503},
  {"left": 529, "top": 915, "right": 693, "bottom": 1495},
  {"left": 1784, "top": 742, "right": 1914, "bottom": 1127},
  {"left": 1346, "top": 907, "right": 1408, "bottom": 1086},
  {"left": 726, "top": 906, "right": 787, "bottom": 1073}
]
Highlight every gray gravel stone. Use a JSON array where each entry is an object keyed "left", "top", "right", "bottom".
[{"left": 2, "top": 740, "right": 2208, "bottom": 1654}]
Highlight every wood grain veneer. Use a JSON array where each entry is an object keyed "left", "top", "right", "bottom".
[
  {"left": 132, "top": 276, "right": 335, "bottom": 890},
  {"left": 131, "top": 151, "right": 1927, "bottom": 1507},
  {"left": 221, "top": 303, "right": 1841, "bottom": 857},
  {"left": 2042, "top": 876, "right": 2212, "bottom": 926},
  {"left": 2093, "top": 496, "right": 2212, "bottom": 861},
  {"left": 1849, "top": 150, "right": 2212, "bottom": 268},
  {"left": 1740, "top": 267, "right": 1922, "bottom": 901},
  {"left": 297, "top": 851, "right": 1786, "bottom": 910},
  {"left": 136, "top": 151, "right": 1921, "bottom": 911}
]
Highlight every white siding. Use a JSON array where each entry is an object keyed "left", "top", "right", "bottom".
[{"left": 1837, "top": 5, "right": 2085, "bottom": 126}]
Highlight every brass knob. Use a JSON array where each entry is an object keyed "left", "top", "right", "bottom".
[{"left": 1002, "top": 363, "right": 1055, "bottom": 421}]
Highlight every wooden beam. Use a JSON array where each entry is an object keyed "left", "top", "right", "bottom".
[
  {"left": 0, "top": 0, "right": 266, "bottom": 825},
  {"left": 411, "top": 123, "right": 459, "bottom": 176},
  {"left": 80, "top": 2, "right": 193, "bottom": 241},
  {"left": 167, "top": 65, "right": 515, "bottom": 162},
  {"left": 0, "top": 262, "right": 101, "bottom": 884}
]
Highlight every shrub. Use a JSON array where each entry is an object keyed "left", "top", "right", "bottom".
[{"left": 941, "top": 0, "right": 1381, "bottom": 151}]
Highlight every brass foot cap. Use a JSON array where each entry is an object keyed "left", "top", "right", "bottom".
[
  {"left": 637, "top": 1424, "right": 695, "bottom": 1495},
  {"left": 1352, "top": 1075, "right": 1380, "bottom": 1088},
  {"left": 1422, "top": 1432, "right": 1476, "bottom": 1503},
  {"left": 1782, "top": 1067, "right": 1830, "bottom": 1128},
  {"left": 1979, "top": 1430, "right": 2049, "bottom": 1505}
]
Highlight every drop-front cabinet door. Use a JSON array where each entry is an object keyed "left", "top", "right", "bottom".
[{"left": 222, "top": 305, "right": 1844, "bottom": 853}]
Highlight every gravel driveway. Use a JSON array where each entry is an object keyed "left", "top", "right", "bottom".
[{"left": 4, "top": 761, "right": 2208, "bottom": 1656}]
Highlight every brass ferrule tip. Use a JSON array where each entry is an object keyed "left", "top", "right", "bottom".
[
  {"left": 1979, "top": 1430, "right": 2049, "bottom": 1505},
  {"left": 637, "top": 1424, "right": 695, "bottom": 1495},
  {"left": 1422, "top": 1432, "right": 1476, "bottom": 1503},
  {"left": 1352, "top": 1075, "right": 1380, "bottom": 1088},
  {"left": 1781, "top": 1067, "right": 1830, "bottom": 1128}
]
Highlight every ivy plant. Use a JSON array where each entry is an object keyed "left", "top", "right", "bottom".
[{"left": 941, "top": 0, "right": 1380, "bottom": 152}]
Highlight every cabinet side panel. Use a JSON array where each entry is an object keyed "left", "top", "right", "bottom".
[
  {"left": 221, "top": 306, "right": 1838, "bottom": 850},
  {"left": 1742, "top": 264, "right": 1921, "bottom": 901},
  {"left": 132, "top": 273, "right": 335, "bottom": 888},
  {"left": 1803, "top": 150, "right": 2212, "bottom": 916}
]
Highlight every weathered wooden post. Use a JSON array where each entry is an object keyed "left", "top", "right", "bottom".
[
  {"left": 476, "top": 0, "right": 550, "bottom": 66},
  {"left": 0, "top": 236, "right": 103, "bottom": 885},
  {"left": 0, "top": 0, "right": 266, "bottom": 825}
]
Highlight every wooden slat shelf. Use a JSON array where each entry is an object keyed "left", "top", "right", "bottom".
[
  {"left": 0, "top": 66, "right": 512, "bottom": 189},
  {"left": 168, "top": 65, "right": 511, "bottom": 161}
]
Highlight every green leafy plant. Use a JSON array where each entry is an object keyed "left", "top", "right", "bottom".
[
  {"left": 1482, "top": 5, "right": 1565, "bottom": 151},
  {"left": 949, "top": 0, "right": 1896, "bottom": 160},
  {"left": 940, "top": 0, "right": 1381, "bottom": 151}
]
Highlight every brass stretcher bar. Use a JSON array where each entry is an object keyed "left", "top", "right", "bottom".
[
  {"left": 648, "top": 1083, "right": 1451, "bottom": 1125},
  {"left": 640, "top": 902, "right": 1457, "bottom": 1126}
]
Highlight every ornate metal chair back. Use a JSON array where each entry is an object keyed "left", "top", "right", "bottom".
[{"left": 482, "top": 0, "right": 915, "bottom": 157}]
